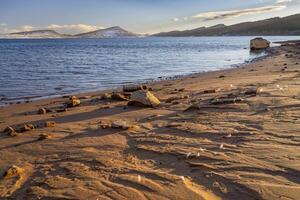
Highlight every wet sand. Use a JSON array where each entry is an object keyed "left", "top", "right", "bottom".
[{"left": 0, "top": 41, "right": 300, "bottom": 200}]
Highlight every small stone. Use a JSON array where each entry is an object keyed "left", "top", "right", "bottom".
[
  {"left": 112, "top": 121, "right": 132, "bottom": 130},
  {"left": 79, "top": 96, "right": 91, "bottom": 100},
  {"left": 67, "top": 96, "right": 80, "bottom": 107},
  {"left": 210, "top": 97, "right": 244, "bottom": 105},
  {"left": 56, "top": 108, "right": 67, "bottom": 113},
  {"left": 244, "top": 88, "right": 258, "bottom": 96},
  {"left": 38, "top": 108, "right": 47, "bottom": 115},
  {"left": 20, "top": 124, "right": 35, "bottom": 132},
  {"left": 123, "top": 84, "right": 147, "bottom": 92},
  {"left": 3, "top": 126, "right": 18, "bottom": 137},
  {"left": 44, "top": 121, "right": 56, "bottom": 128},
  {"left": 99, "top": 105, "right": 111, "bottom": 109},
  {"left": 219, "top": 75, "right": 225, "bottom": 78},
  {"left": 38, "top": 133, "right": 50, "bottom": 140},
  {"left": 100, "top": 93, "right": 111, "bottom": 100},
  {"left": 220, "top": 143, "right": 225, "bottom": 149},
  {"left": 2, "top": 165, "right": 24, "bottom": 179},
  {"left": 203, "top": 89, "right": 220, "bottom": 94},
  {"left": 172, "top": 101, "right": 181, "bottom": 105},
  {"left": 111, "top": 92, "right": 128, "bottom": 101}
]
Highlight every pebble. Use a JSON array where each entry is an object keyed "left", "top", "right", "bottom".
[
  {"left": 43, "top": 121, "right": 56, "bottom": 128},
  {"left": 38, "top": 108, "right": 47, "bottom": 115},
  {"left": 38, "top": 133, "right": 50, "bottom": 140},
  {"left": 3, "top": 126, "right": 18, "bottom": 137}
]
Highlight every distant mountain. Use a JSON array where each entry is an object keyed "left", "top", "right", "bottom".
[
  {"left": 75, "top": 26, "right": 138, "bottom": 38},
  {"left": 0, "top": 26, "right": 138, "bottom": 39},
  {"left": 7, "top": 30, "right": 69, "bottom": 38},
  {"left": 154, "top": 14, "right": 300, "bottom": 37}
]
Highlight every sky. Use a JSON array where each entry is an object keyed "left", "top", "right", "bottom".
[{"left": 0, "top": 0, "right": 299, "bottom": 34}]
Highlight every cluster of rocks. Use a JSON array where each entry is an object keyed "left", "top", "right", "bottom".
[
  {"left": 2, "top": 121, "right": 56, "bottom": 137},
  {"left": 37, "top": 96, "right": 81, "bottom": 115},
  {"left": 99, "top": 120, "right": 140, "bottom": 131},
  {"left": 187, "top": 86, "right": 260, "bottom": 111},
  {"left": 92, "top": 84, "right": 161, "bottom": 108}
]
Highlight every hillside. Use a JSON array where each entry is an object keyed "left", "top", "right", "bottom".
[
  {"left": 7, "top": 30, "right": 69, "bottom": 38},
  {"left": 0, "top": 27, "right": 138, "bottom": 39},
  {"left": 154, "top": 14, "right": 300, "bottom": 37},
  {"left": 75, "top": 26, "right": 138, "bottom": 38}
]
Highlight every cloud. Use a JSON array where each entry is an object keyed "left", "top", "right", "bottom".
[
  {"left": 172, "top": 0, "right": 292, "bottom": 23},
  {"left": 276, "top": 0, "right": 292, "bottom": 3},
  {"left": 0, "top": 23, "right": 104, "bottom": 34},
  {"left": 20, "top": 25, "right": 35, "bottom": 31},
  {"left": 46, "top": 24, "right": 104, "bottom": 34},
  {"left": 191, "top": 5, "right": 286, "bottom": 21},
  {"left": 0, "top": 24, "right": 35, "bottom": 34}
]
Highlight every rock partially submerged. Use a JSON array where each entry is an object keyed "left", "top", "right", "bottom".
[
  {"left": 128, "top": 91, "right": 161, "bottom": 107},
  {"left": 250, "top": 38, "right": 270, "bottom": 51}
]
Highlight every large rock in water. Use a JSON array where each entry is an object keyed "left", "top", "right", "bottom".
[
  {"left": 128, "top": 91, "right": 160, "bottom": 107},
  {"left": 250, "top": 38, "right": 270, "bottom": 50}
]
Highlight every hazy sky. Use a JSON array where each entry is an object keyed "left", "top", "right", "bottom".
[{"left": 0, "top": 0, "right": 299, "bottom": 34}]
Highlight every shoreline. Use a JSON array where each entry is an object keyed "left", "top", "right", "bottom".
[
  {"left": 0, "top": 46, "right": 271, "bottom": 107},
  {"left": 1, "top": 41, "right": 300, "bottom": 199}
]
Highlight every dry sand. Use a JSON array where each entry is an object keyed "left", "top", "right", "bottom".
[{"left": 0, "top": 42, "right": 300, "bottom": 200}]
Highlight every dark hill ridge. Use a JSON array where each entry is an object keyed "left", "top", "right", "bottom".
[{"left": 154, "top": 14, "right": 300, "bottom": 37}]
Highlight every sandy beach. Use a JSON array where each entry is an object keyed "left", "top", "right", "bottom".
[{"left": 1, "top": 41, "right": 300, "bottom": 200}]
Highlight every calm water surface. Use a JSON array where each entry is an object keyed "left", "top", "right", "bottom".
[{"left": 0, "top": 36, "right": 299, "bottom": 104}]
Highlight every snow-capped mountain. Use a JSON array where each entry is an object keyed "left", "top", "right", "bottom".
[
  {"left": 3, "top": 30, "right": 69, "bottom": 38},
  {"left": 75, "top": 26, "right": 138, "bottom": 38}
]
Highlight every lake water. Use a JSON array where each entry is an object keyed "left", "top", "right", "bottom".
[{"left": 0, "top": 36, "right": 299, "bottom": 105}]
